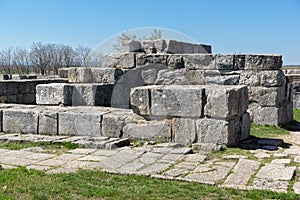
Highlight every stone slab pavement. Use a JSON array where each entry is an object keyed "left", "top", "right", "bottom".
[{"left": 2, "top": 132, "right": 300, "bottom": 194}]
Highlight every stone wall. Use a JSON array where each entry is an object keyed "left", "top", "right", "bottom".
[
  {"left": 0, "top": 79, "right": 67, "bottom": 104},
  {"left": 283, "top": 68, "right": 300, "bottom": 109},
  {"left": 58, "top": 53, "right": 292, "bottom": 125}
]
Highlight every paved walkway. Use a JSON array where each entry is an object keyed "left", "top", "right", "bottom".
[{"left": 1, "top": 132, "right": 300, "bottom": 194}]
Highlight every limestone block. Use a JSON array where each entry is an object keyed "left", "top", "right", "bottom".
[
  {"left": 183, "top": 54, "right": 216, "bottom": 70},
  {"left": 155, "top": 69, "right": 188, "bottom": 85},
  {"left": 101, "top": 53, "right": 135, "bottom": 69},
  {"left": 245, "top": 55, "right": 282, "bottom": 70},
  {"left": 140, "top": 64, "right": 167, "bottom": 85},
  {"left": 248, "top": 86, "right": 285, "bottom": 107},
  {"left": 136, "top": 54, "right": 167, "bottom": 67},
  {"left": 234, "top": 55, "right": 246, "bottom": 69},
  {"left": 240, "top": 70, "right": 286, "bottom": 87},
  {"left": 3, "top": 109, "right": 38, "bottom": 134},
  {"left": 205, "top": 74, "right": 240, "bottom": 85},
  {"left": 91, "top": 68, "right": 124, "bottom": 83},
  {"left": 252, "top": 106, "right": 279, "bottom": 126},
  {"left": 130, "top": 86, "right": 150, "bottom": 116},
  {"left": 39, "top": 110, "right": 58, "bottom": 135},
  {"left": 122, "top": 120, "right": 171, "bottom": 142},
  {"left": 141, "top": 40, "right": 167, "bottom": 53},
  {"left": 165, "top": 40, "right": 212, "bottom": 54},
  {"left": 186, "top": 70, "right": 206, "bottom": 85},
  {"left": 204, "top": 85, "right": 248, "bottom": 119},
  {"left": 167, "top": 54, "right": 183, "bottom": 69},
  {"left": 68, "top": 67, "right": 124, "bottom": 83},
  {"left": 172, "top": 118, "right": 197, "bottom": 146},
  {"left": 36, "top": 83, "right": 73, "bottom": 106},
  {"left": 241, "top": 112, "right": 251, "bottom": 141},
  {"left": 196, "top": 118, "right": 238, "bottom": 146},
  {"left": 216, "top": 54, "right": 234, "bottom": 70},
  {"left": 102, "top": 112, "right": 127, "bottom": 138},
  {"left": 71, "top": 84, "right": 114, "bottom": 106},
  {"left": 150, "top": 85, "right": 204, "bottom": 118},
  {"left": 58, "top": 68, "right": 69, "bottom": 78},
  {"left": 58, "top": 112, "right": 102, "bottom": 136},
  {"left": 121, "top": 40, "right": 142, "bottom": 52}
]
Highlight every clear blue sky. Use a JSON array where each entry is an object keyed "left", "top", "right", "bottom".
[{"left": 0, "top": 0, "right": 299, "bottom": 65}]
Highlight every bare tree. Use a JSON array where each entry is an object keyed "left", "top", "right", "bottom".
[
  {"left": 29, "top": 42, "right": 52, "bottom": 75},
  {"left": 12, "top": 47, "right": 30, "bottom": 74},
  {"left": 0, "top": 47, "right": 13, "bottom": 74},
  {"left": 113, "top": 32, "right": 137, "bottom": 51},
  {"left": 75, "top": 45, "right": 91, "bottom": 67}
]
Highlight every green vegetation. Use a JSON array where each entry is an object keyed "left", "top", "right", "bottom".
[
  {"left": 0, "top": 167, "right": 298, "bottom": 200},
  {"left": 293, "top": 109, "right": 300, "bottom": 122},
  {"left": 250, "top": 123, "right": 289, "bottom": 138}
]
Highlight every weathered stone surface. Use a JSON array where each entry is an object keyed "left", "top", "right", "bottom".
[
  {"left": 38, "top": 110, "right": 58, "bottom": 135},
  {"left": 293, "top": 182, "right": 300, "bottom": 194},
  {"left": 101, "top": 53, "right": 136, "bottom": 69},
  {"left": 183, "top": 54, "right": 216, "bottom": 70},
  {"left": 251, "top": 106, "right": 279, "bottom": 125},
  {"left": 136, "top": 54, "right": 167, "bottom": 67},
  {"left": 68, "top": 67, "right": 124, "bottom": 83},
  {"left": 130, "top": 86, "right": 150, "bottom": 116},
  {"left": 253, "top": 179, "right": 289, "bottom": 191},
  {"left": 166, "top": 40, "right": 212, "bottom": 54},
  {"left": 36, "top": 83, "right": 73, "bottom": 106},
  {"left": 167, "top": 54, "right": 183, "bottom": 69},
  {"left": 122, "top": 120, "right": 171, "bottom": 142},
  {"left": 216, "top": 54, "right": 234, "bottom": 70},
  {"left": 204, "top": 85, "right": 248, "bottom": 119},
  {"left": 196, "top": 118, "right": 230, "bottom": 146},
  {"left": 240, "top": 70, "right": 286, "bottom": 87},
  {"left": 186, "top": 70, "right": 205, "bottom": 85},
  {"left": 248, "top": 86, "right": 285, "bottom": 107},
  {"left": 224, "top": 159, "right": 260, "bottom": 186},
  {"left": 155, "top": 69, "right": 188, "bottom": 85},
  {"left": 102, "top": 112, "right": 127, "bottom": 138},
  {"left": 256, "top": 163, "right": 296, "bottom": 181},
  {"left": 3, "top": 109, "right": 38, "bottom": 134},
  {"left": 121, "top": 40, "right": 142, "bottom": 52},
  {"left": 140, "top": 40, "right": 167, "bottom": 53},
  {"left": 150, "top": 85, "right": 204, "bottom": 118},
  {"left": 58, "top": 68, "right": 69, "bottom": 78},
  {"left": 172, "top": 118, "right": 197, "bottom": 145},
  {"left": 245, "top": 55, "right": 282, "bottom": 70},
  {"left": 59, "top": 112, "right": 102, "bottom": 136}
]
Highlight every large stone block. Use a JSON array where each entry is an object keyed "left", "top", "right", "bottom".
[
  {"left": 101, "top": 53, "right": 135, "bottom": 69},
  {"left": 122, "top": 120, "right": 172, "bottom": 142},
  {"left": 167, "top": 54, "right": 183, "bottom": 69},
  {"left": 183, "top": 54, "right": 216, "bottom": 70},
  {"left": 68, "top": 67, "right": 124, "bottom": 83},
  {"left": 216, "top": 54, "right": 234, "bottom": 70},
  {"left": 204, "top": 85, "right": 248, "bottom": 119},
  {"left": 58, "top": 68, "right": 69, "bottom": 78},
  {"left": 252, "top": 106, "right": 280, "bottom": 126},
  {"left": 186, "top": 69, "right": 206, "bottom": 85},
  {"left": 136, "top": 54, "right": 167, "bottom": 67},
  {"left": 172, "top": 118, "right": 197, "bottom": 145},
  {"left": 58, "top": 112, "right": 102, "bottom": 136},
  {"left": 130, "top": 86, "right": 150, "bottom": 116},
  {"left": 155, "top": 68, "right": 188, "bottom": 85},
  {"left": 121, "top": 40, "right": 142, "bottom": 52},
  {"left": 141, "top": 40, "right": 167, "bottom": 53},
  {"left": 240, "top": 70, "right": 286, "bottom": 87},
  {"left": 102, "top": 112, "right": 128, "bottom": 138},
  {"left": 248, "top": 86, "right": 285, "bottom": 107},
  {"left": 39, "top": 110, "right": 58, "bottom": 135},
  {"left": 36, "top": 83, "right": 73, "bottom": 106},
  {"left": 245, "top": 55, "right": 282, "bottom": 70},
  {"left": 72, "top": 84, "right": 114, "bottom": 106},
  {"left": 165, "top": 40, "right": 211, "bottom": 54},
  {"left": 150, "top": 85, "right": 204, "bottom": 118},
  {"left": 3, "top": 109, "right": 38, "bottom": 134}
]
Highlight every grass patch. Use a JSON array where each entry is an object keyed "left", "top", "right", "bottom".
[
  {"left": 0, "top": 141, "right": 78, "bottom": 154},
  {"left": 250, "top": 123, "right": 289, "bottom": 138},
  {"left": 207, "top": 147, "right": 253, "bottom": 161},
  {"left": 293, "top": 109, "right": 300, "bottom": 122},
  {"left": 0, "top": 167, "right": 298, "bottom": 200}
]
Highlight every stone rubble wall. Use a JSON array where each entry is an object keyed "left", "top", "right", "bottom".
[
  {"left": 58, "top": 53, "right": 292, "bottom": 126},
  {"left": 0, "top": 79, "right": 68, "bottom": 104},
  {"left": 283, "top": 68, "right": 300, "bottom": 109}
]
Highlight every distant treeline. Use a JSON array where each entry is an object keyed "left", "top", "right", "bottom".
[{"left": 0, "top": 42, "right": 93, "bottom": 75}]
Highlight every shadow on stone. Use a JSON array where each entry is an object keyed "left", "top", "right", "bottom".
[{"left": 238, "top": 136, "right": 292, "bottom": 151}]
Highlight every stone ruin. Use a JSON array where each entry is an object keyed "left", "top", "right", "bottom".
[{"left": 0, "top": 39, "right": 293, "bottom": 151}]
